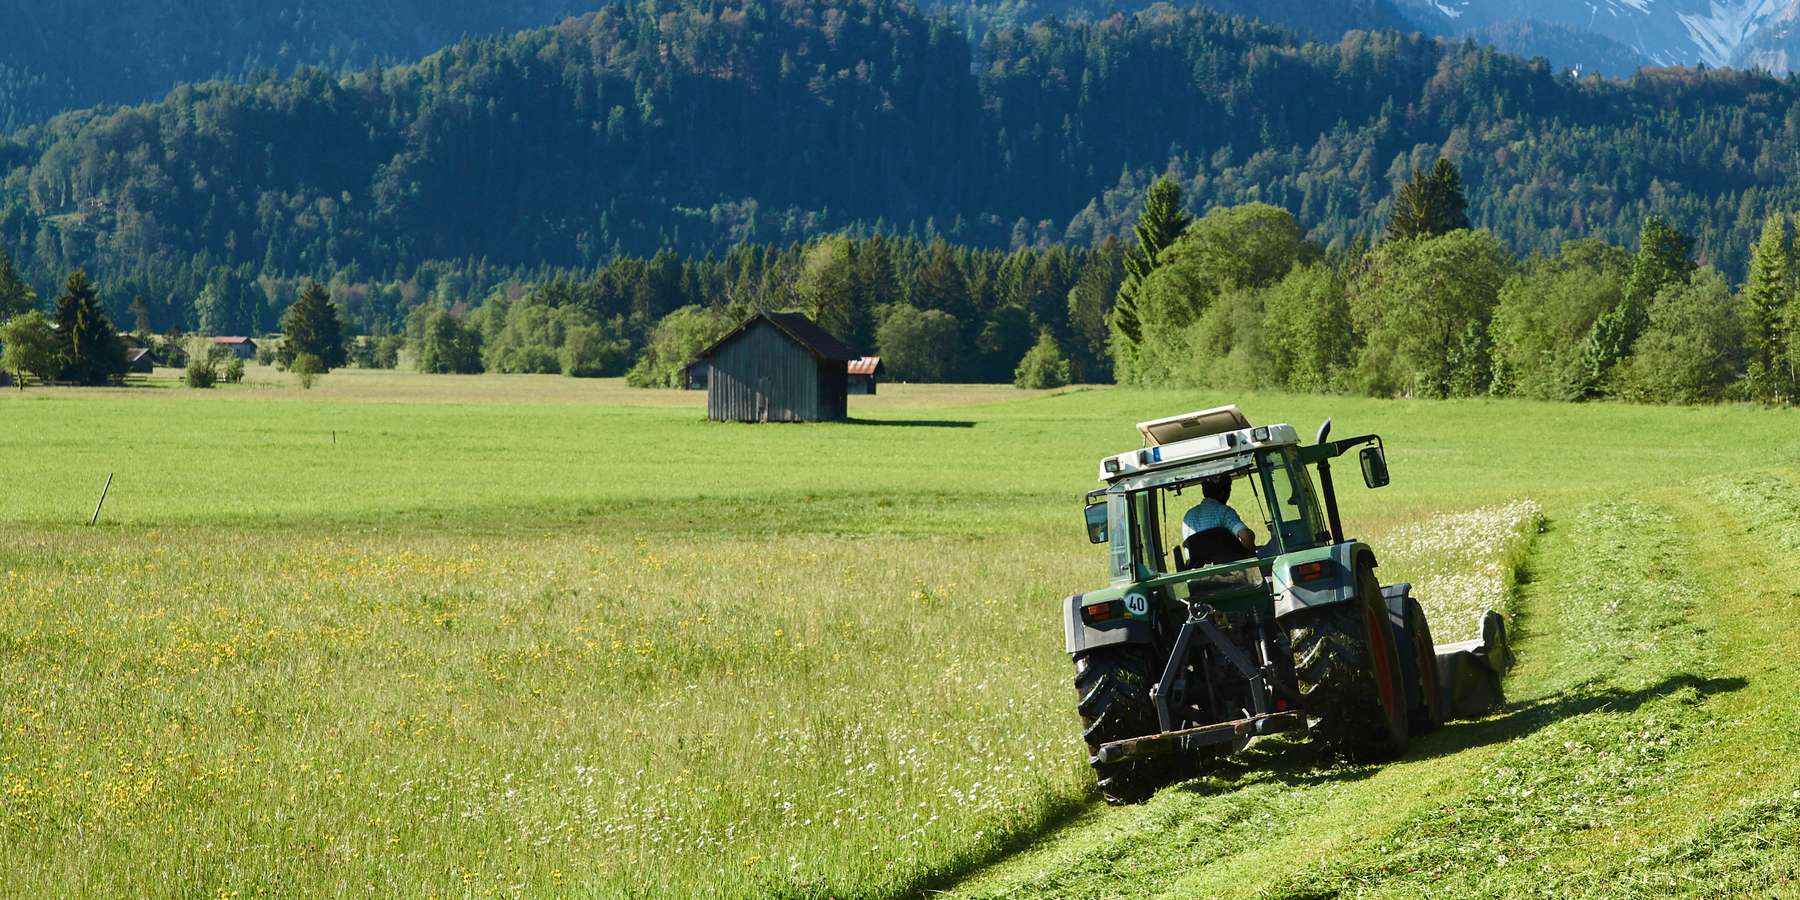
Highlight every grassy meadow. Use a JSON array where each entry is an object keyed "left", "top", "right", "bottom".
[{"left": 3, "top": 368, "right": 1799, "bottom": 897}]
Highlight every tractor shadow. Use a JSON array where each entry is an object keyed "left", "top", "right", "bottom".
[
  {"left": 1407, "top": 672, "right": 1747, "bottom": 763},
  {"left": 1168, "top": 672, "right": 1748, "bottom": 798}
]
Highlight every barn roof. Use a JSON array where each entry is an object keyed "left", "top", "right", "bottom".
[
  {"left": 126, "top": 348, "right": 153, "bottom": 363},
  {"left": 848, "top": 356, "right": 883, "bottom": 376},
  {"left": 701, "top": 311, "right": 857, "bottom": 363},
  {"left": 211, "top": 336, "right": 256, "bottom": 345}
]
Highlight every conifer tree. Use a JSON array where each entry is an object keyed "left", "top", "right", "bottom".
[
  {"left": 1743, "top": 213, "right": 1795, "bottom": 403},
  {"left": 1577, "top": 216, "right": 1694, "bottom": 397},
  {"left": 0, "top": 247, "right": 36, "bottom": 322},
  {"left": 1113, "top": 177, "right": 1190, "bottom": 349},
  {"left": 52, "top": 271, "right": 127, "bottom": 385},
  {"left": 1625, "top": 215, "right": 1696, "bottom": 310},
  {"left": 278, "top": 281, "right": 347, "bottom": 370},
  {"left": 1386, "top": 158, "right": 1469, "bottom": 241}
]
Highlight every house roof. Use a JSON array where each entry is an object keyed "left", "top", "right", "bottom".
[
  {"left": 211, "top": 336, "right": 256, "bottom": 345},
  {"left": 126, "top": 348, "right": 153, "bottom": 363},
  {"left": 848, "top": 356, "right": 883, "bottom": 376},
  {"left": 700, "top": 311, "right": 857, "bottom": 363}
]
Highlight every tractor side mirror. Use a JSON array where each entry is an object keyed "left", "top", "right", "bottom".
[
  {"left": 1084, "top": 503, "right": 1109, "bottom": 544},
  {"left": 1360, "top": 446, "right": 1390, "bottom": 489}
]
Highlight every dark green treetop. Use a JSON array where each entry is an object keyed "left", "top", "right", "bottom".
[
  {"left": 1114, "top": 177, "right": 1191, "bottom": 348},
  {"left": 278, "top": 281, "right": 347, "bottom": 370},
  {"left": 1742, "top": 213, "right": 1796, "bottom": 403},
  {"left": 52, "top": 271, "right": 127, "bottom": 385},
  {"left": 1577, "top": 215, "right": 1696, "bottom": 396},
  {"left": 1387, "top": 158, "right": 1470, "bottom": 242}
]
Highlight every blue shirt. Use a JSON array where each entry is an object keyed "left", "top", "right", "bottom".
[{"left": 1182, "top": 498, "right": 1247, "bottom": 540}]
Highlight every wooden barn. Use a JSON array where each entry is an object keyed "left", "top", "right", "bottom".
[
  {"left": 699, "top": 312, "right": 857, "bottom": 422},
  {"left": 847, "top": 357, "right": 884, "bottom": 395}
]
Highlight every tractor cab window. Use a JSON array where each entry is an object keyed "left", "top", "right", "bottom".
[
  {"left": 1262, "top": 449, "right": 1328, "bottom": 553},
  {"left": 1129, "top": 490, "right": 1166, "bottom": 578},
  {"left": 1121, "top": 466, "right": 1259, "bottom": 578}
]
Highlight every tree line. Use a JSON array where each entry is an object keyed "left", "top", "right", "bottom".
[
  {"left": 8, "top": 158, "right": 1794, "bottom": 405},
  {"left": 1114, "top": 168, "right": 1800, "bottom": 405}
]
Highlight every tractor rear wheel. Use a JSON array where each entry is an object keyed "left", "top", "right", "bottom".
[
  {"left": 1402, "top": 596, "right": 1445, "bottom": 734},
  {"left": 1289, "top": 562, "right": 1410, "bottom": 762},
  {"left": 1074, "top": 647, "right": 1174, "bottom": 804}
]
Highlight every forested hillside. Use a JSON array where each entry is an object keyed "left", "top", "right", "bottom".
[
  {"left": 0, "top": 0, "right": 582, "bottom": 130},
  {"left": 5, "top": 0, "right": 1800, "bottom": 332}
]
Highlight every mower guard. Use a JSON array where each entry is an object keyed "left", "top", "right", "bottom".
[{"left": 1434, "top": 609, "right": 1513, "bottom": 719}]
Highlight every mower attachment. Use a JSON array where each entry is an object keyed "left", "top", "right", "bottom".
[
  {"left": 1434, "top": 609, "right": 1513, "bottom": 719},
  {"left": 1097, "top": 710, "right": 1307, "bottom": 764}
]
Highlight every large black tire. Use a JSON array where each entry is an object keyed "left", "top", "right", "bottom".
[
  {"left": 1074, "top": 647, "right": 1174, "bottom": 804},
  {"left": 1402, "top": 596, "right": 1445, "bottom": 734},
  {"left": 1289, "top": 562, "right": 1410, "bottom": 763}
]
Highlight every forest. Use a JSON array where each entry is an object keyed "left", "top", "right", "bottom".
[
  {"left": 5, "top": 0, "right": 1800, "bottom": 326},
  {"left": 2, "top": 0, "right": 1799, "bottom": 404}
]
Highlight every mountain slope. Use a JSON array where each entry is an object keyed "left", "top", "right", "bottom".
[
  {"left": 1463, "top": 18, "right": 1648, "bottom": 77},
  {"left": 5, "top": 0, "right": 1800, "bottom": 307},
  {"left": 0, "top": 0, "right": 582, "bottom": 129},
  {"left": 1399, "top": 0, "right": 1800, "bottom": 69},
  {"left": 1733, "top": 1, "right": 1800, "bottom": 68}
]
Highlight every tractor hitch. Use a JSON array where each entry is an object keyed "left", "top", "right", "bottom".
[{"left": 1097, "top": 710, "right": 1306, "bottom": 764}]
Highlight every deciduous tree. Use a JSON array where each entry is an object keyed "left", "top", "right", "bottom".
[{"left": 0, "top": 310, "right": 59, "bottom": 385}]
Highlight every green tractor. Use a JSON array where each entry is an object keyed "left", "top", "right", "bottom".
[{"left": 1064, "top": 406, "right": 1511, "bottom": 803}]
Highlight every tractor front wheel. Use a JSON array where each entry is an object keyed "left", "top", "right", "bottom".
[
  {"left": 1074, "top": 646, "right": 1174, "bottom": 804},
  {"left": 1289, "top": 562, "right": 1410, "bottom": 762}
]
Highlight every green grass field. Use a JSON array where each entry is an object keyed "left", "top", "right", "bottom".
[{"left": 3, "top": 368, "right": 1798, "bottom": 897}]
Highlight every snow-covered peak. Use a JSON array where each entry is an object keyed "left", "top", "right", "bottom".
[{"left": 1398, "top": 0, "right": 1800, "bottom": 71}]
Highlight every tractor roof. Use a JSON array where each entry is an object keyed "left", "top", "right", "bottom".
[{"left": 1099, "top": 408, "right": 1300, "bottom": 483}]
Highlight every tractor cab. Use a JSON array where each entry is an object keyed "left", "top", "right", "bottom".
[{"left": 1081, "top": 406, "right": 1388, "bottom": 612}]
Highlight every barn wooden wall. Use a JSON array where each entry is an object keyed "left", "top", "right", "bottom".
[{"left": 707, "top": 321, "right": 841, "bottom": 422}]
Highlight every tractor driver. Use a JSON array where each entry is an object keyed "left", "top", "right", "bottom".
[{"left": 1181, "top": 475, "right": 1257, "bottom": 554}]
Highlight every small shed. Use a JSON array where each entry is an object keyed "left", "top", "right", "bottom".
[
  {"left": 847, "top": 357, "right": 884, "bottom": 395},
  {"left": 211, "top": 336, "right": 258, "bottom": 360},
  {"left": 699, "top": 312, "right": 857, "bottom": 423},
  {"left": 681, "top": 360, "right": 710, "bottom": 391},
  {"left": 126, "top": 348, "right": 155, "bottom": 374}
]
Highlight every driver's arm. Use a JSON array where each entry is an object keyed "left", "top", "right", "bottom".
[{"left": 1234, "top": 527, "right": 1255, "bottom": 550}]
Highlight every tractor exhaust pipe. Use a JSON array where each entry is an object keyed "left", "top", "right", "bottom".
[{"left": 1315, "top": 419, "right": 1347, "bottom": 544}]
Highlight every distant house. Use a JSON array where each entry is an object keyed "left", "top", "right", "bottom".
[
  {"left": 125, "top": 348, "right": 155, "bottom": 374},
  {"left": 682, "top": 360, "right": 710, "bottom": 391},
  {"left": 211, "top": 336, "right": 258, "bottom": 360},
  {"left": 698, "top": 312, "right": 857, "bottom": 423},
  {"left": 847, "top": 357, "right": 884, "bottom": 395}
]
